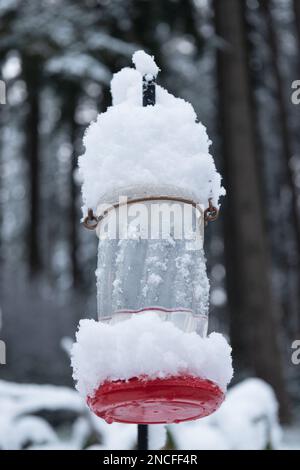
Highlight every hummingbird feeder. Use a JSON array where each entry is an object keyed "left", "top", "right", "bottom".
[{"left": 71, "top": 51, "right": 233, "bottom": 425}]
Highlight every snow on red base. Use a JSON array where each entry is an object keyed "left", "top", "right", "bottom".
[{"left": 71, "top": 313, "right": 233, "bottom": 402}]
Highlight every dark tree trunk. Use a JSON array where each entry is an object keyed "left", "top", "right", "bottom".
[
  {"left": 293, "top": 0, "right": 300, "bottom": 47},
  {"left": 23, "top": 59, "right": 41, "bottom": 275},
  {"left": 213, "top": 0, "right": 289, "bottom": 421},
  {"left": 0, "top": 70, "right": 3, "bottom": 285},
  {"left": 261, "top": 0, "right": 300, "bottom": 283},
  {"left": 61, "top": 84, "right": 81, "bottom": 288},
  {"left": 69, "top": 102, "right": 80, "bottom": 288}
]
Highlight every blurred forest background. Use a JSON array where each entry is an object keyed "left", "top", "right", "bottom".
[{"left": 0, "top": 0, "right": 299, "bottom": 429}]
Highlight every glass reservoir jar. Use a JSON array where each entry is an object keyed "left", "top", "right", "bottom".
[{"left": 95, "top": 196, "right": 209, "bottom": 337}]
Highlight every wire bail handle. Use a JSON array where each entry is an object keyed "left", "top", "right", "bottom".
[{"left": 83, "top": 197, "right": 218, "bottom": 231}]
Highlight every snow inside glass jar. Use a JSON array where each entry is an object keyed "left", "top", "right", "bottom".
[{"left": 71, "top": 51, "right": 233, "bottom": 424}]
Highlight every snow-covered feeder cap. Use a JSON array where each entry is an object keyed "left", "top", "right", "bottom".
[
  {"left": 71, "top": 314, "right": 233, "bottom": 424},
  {"left": 78, "top": 50, "right": 225, "bottom": 216}
]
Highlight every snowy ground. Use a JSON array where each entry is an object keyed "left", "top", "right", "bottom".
[
  {"left": 278, "top": 425, "right": 300, "bottom": 450},
  {"left": 0, "top": 377, "right": 298, "bottom": 450}
]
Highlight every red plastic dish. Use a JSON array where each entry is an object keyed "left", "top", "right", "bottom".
[{"left": 87, "top": 374, "right": 224, "bottom": 424}]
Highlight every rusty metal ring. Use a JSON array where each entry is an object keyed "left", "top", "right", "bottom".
[
  {"left": 204, "top": 199, "right": 219, "bottom": 224},
  {"left": 83, "top": 208, "right": 99, "bottom": 230}
]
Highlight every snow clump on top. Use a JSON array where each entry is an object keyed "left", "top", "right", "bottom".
[
  {"left": 78, "top": 50, "right": 225, "bottom": 214},
  {"left": 132, "top": 50, "right": 160, "bottom": 77}
]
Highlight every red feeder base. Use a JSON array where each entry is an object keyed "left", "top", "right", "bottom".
[{"left": 87, "top": 375, "right": 224, "bottom": 424}]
